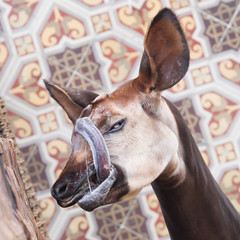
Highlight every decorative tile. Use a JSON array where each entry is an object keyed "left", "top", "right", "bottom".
[
  {"left": 94, "top": 200, "right": 134, "bottom": 239},
  {"left": 204, "top": 1, "right": 236, "bottom": 24},
  {"left": 48, "top": 46, "right": 102, "bottom": 90},
  {"left": 14, "top": 35, "right": 35, "bottom": 56},
  {"left": 115, "top": 228, "right": 147, "bottom": 240},
  {"left": 174, "top": 98, "right": 203, "bottom": 143},
  {"left": 202, "top": 1, "right": 240, "bottom": 53},
  {"left": 92, "top": 12, "right": 112, "bottom": 33},
  {"left": 9, "top": 61, "right": 50, "bottom": 107},
  {"left": 63, "top": 110, "right": 74, "bottom": 127},
  {"left": 60, "top": 214, "right": 89, "bottom": 240},
  {"left": 180, "top": 14, "right": 204, "bottom": 61},
  {"left": 1, "top": 1, "right": 240, "bottom": 239},
  {"left": 40, "top": 7, "right": 86, "bottom": 48},
  {"left": 219, "top": 168, "right": 240, "bottom": 213},
  {"left": 38, "top": 197, "right": 57, "bottom": 228},
  {"left": 117, "top": 0, "right": 162, "bottom": 35},
  {"left": 4, "top": 0, "right": 40, "bottom": 30},
  {"left": 124, "top": 200, "right": 150, "bottom": 239},
  {"left": 0, "top": 42, "right": 9, "bottom": 72},
  {"left": 191, "top": 66, "right": 213, "bottom": 86},
  {"left": 100, "top": 39, "right": 140, "bottom": 84},
  {"left": 46, "top": 138, "right": 72, "bottom": 178},
  {"left": 38, "top": 112, "right": 58, "bottom": 134},
  {"left": 79, "top": 0, "right": 104, "bottom": 7},
  {"left": 7, "top": 110, "right": 34, "bottom": 139},
  {"left": 215, "top": 142, "right": 237, "bottom": 163},
  {"left": 146, "top": 193, "right": 169, "bottom": 238},
  {"left": 218, "top": 59, "right": 240, "bottom": 87},
  {"left": 20, "top": 144, "right": 49, "bottom": 192},
  {"left": 170, "top": 0, "right": 190, "bottom": 10},
  {"left": 201, "top": 150, "right": 211, "bottom": 167},
  {"left": 168, "top": 78, "right": 187, "bottom": 93},
  {"left": 200, "top": 92, "right": 240, "bottom": 138}
]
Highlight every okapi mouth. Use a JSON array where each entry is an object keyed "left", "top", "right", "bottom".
[
  {"left": 55, "top": 164, "right": 117, "bottom": 211},
  {"left": 51, "top": 117, "right": 117, "bottom": 211}
]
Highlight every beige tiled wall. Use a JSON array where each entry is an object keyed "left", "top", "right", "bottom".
[{"left": 0, "top": 0, "right": 240, "bottom": 239}]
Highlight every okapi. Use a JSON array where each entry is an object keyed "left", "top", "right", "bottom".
[{"left": 44, "top": 8, "right": 240, "bottom": 240}]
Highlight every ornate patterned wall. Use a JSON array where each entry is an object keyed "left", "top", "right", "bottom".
[{"left": 0, "top": 0, "right": 239, "bottom": 239}]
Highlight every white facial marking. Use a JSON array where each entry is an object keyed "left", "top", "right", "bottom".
[{"left": 105, "top": 96, "right": 184, "bottom": 199}]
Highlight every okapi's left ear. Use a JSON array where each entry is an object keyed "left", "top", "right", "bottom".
[
  {"left": 138, "top": 8, "right": 189, "bottom": 92},
  {"left": 44, "top": 80, "right": 98, "bottom": 123}
]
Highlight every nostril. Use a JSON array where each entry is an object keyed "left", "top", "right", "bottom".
[
  {"left": 58, "top": 184, "right": 67, "bottom": 194},
  {"left": 51, "top": 181, "right": 69, "bottom": 199}
]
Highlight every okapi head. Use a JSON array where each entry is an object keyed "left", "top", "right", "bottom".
[{"left": 45, "top": 8, "right": 189, "bottom": 211}]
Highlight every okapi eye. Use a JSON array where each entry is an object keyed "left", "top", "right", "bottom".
[{"left": 106, "top": 119, "right": 126, "bottom": 134}]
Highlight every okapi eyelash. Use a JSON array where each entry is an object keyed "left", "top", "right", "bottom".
[{"left": 105, "top": 118, "right": 126, "bottom": 134}]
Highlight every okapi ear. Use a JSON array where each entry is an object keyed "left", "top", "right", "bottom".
[
  {"left": 44, "top": 80, "right": 98, "bottom": 123},
  {"left": 138, "top": 8, "right": 189, "bottom": 92}
]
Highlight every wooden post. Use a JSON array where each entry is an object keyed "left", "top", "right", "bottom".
[{"left": 0, "top": 138, "right": 44, "bottom": 240}]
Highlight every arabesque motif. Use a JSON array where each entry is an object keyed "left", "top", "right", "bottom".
[
  {"left": 218, "top": 59, "right": 240, "bottom": 87},
  {"left": 4, "top": 0, "right": 39, "bottom": 29},
  {"left": 101, "top": 39, "right": 140, "bottom": 83},
  {"left": 170, "top": 0, "right": 190, "bottom": 9},
  {"left": 219, "top": 169, "right": 240, "bottom": 213},
  {"left": 201, "top": 92, "right": 240, "bottom": 137},
  {"left": 39, "top": 197, "right": 56, "bottom": 227},
  {"left": 41, "top": 7, "right": 86, "bottom": 48},
  {"left": 47, "top": 139, "right": 72, "bottom": 178},
  {"left": 9, "top": 61, "right": 50, "bottom": 107},
  {"left": 117, "top": 0, "right": 161, "bottom": 35},
  {"left": 168, "top": 78, "right": 187, "bottom": 93},
  {"left": 180, "top": 15, "right": 204, "bottom": 61},
  {"left": 61, "top": 215, "right": 89, "bottom": 240},
  {"left": 147, "top": 193, "right": 169, "bottom": 237},
  {"left": 7, "top": 111, "right": 33, "bottom": 139}
]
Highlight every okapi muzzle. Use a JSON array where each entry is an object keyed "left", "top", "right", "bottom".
[{"left": 51, "top": 117, "right": 118, "bottom": 211}]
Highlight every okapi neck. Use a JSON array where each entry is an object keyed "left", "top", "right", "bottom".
[{"left": 151, "top": 99, "right": 240, "bottom": 240}]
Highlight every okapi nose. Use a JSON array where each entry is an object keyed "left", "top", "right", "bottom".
[{"left": 51, "top": 177, "right": 76, "bottom": 200}]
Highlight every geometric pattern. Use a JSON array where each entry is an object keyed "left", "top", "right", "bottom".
[
  {"left": 174, "top": 98, "right": 203, "bottom": 143},
  {"left": 20, "top": 144, "right": 50, "bottom": 192},
  {"left": 40, "top": 7, "right": 86, "bottom": 48},
  {"left": 94, "top": 199, "right": 150, "bottom": 240},
  {"left": 1, "top": 0, "right": 240, "bottom": 239},
  {"left": 48, "top": 46, "right": 102, "bottom": 90},
  {"left": 203, "top": 1, "right": 240, "bottom": 53}
]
